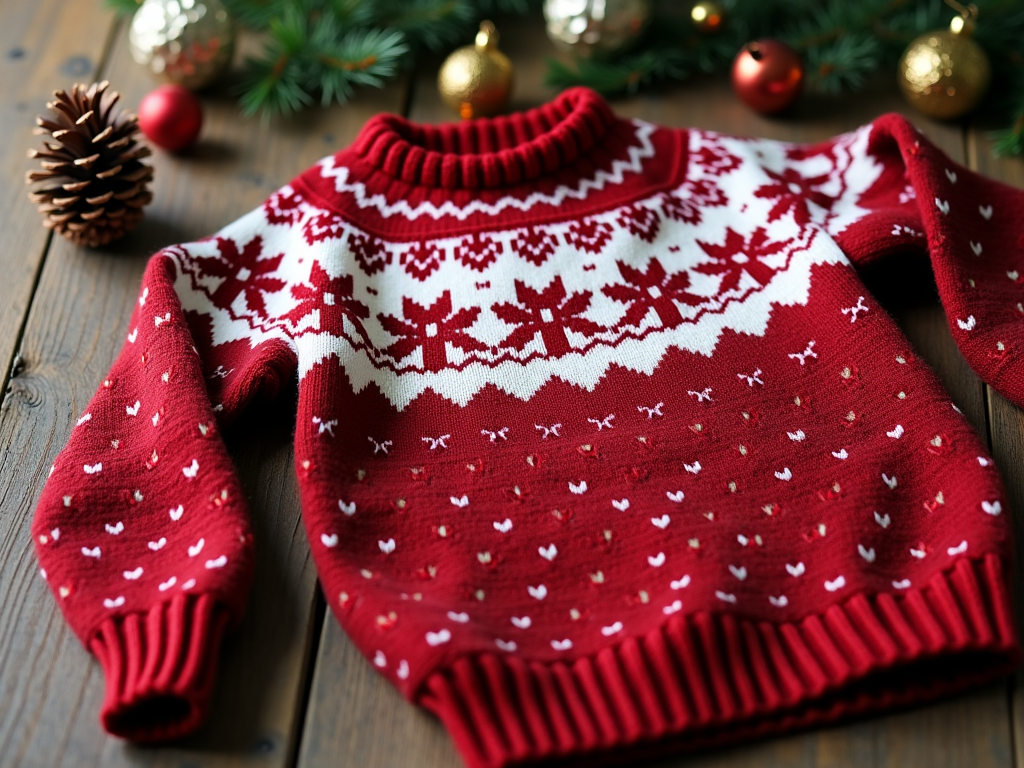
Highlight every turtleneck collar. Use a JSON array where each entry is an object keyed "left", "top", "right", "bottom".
[{"left": 349, "top": 87, "right": 619, "bottom": 190}]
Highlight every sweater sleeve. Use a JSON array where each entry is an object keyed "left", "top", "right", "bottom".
[
  {"left": 31, "top": 203, "right": 297, "bottom": 742},
  {"left": 820, "top": 113, "right": 1024, "bottom": 409}
]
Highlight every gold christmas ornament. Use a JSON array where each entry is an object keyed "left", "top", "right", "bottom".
[
  {"left": 690, "top": 1, "right": 725, "bottom": 34},
  {"left": 437, "top": 21, "right": 514, "bottom": 120},
  {"left": 129, "top": 0, "right": 236, "bottom": 90},
  {"left": 543, "top": 0, "right": 652, "bottom": 58},
  {"left": 898, "top": 3, "right": 990, "bottom": 120}
]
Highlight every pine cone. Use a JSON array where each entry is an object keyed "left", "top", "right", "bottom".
[{"left": 26, "top": 81, "right": 153, "bottom": 248}]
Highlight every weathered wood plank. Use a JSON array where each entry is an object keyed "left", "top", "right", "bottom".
[
  {"left": 0, "top": 1, "right": 116, "bottom": 399},
  {"left": 0, "top": 16, "right": 407, "bottom": 768},
  {"left": 298, "top": 11, "right": 1011, "bottom": 767},
  {"left": 965, "top": 122, "right": 1024, "bottom": 768}
]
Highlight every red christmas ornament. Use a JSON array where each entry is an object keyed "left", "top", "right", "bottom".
[
  {"left": 138, "top": 84, "right": 203, "bottom": 152},
  {"left": 731, "top": 39, "right": 804, "bottom": 114}
]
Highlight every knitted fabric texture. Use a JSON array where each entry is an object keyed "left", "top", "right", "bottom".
[{"left": 33, "top": 88, "right": 1023, "bottom": 766}]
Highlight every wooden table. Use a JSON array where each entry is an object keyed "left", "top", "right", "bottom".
[{"left": 2, "top": 3, "right": 1023, "bottom": 767}]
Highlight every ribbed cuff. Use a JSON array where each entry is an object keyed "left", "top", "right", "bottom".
[
  {"left": 89, "top": 593, "right": 231, "bottom": 742},
  {"left": 419, "top": 554, "right": 1019, "bottom": 768}
]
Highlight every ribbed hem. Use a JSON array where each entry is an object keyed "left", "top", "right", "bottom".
[
  {"left": 89, "top": 593, "right": 230, "bottom": 742},
  {"left": 419, "top": 554, "right": 1018, "bottom": 768}
]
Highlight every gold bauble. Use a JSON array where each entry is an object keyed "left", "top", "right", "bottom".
[
  {"left": 438, "top": 21, "right": 514, "bottom": 119},
  {"left": 898, "top": 16, "right": 990, "bottom": 120},
  {"left": 543, "top": 0, "right": 652, "bottom": 58},
  {"left": 690, "top": 1, "right": 725, "bottom": 33},
  {"left": 129, "top": 0, "right": 236, "bottom": 90}
]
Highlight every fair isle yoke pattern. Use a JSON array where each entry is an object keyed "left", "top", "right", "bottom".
[{"left": 32, "top": 88, "right": 1024, "bottom": 767}]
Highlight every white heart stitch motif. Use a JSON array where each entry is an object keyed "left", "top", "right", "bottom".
[
  {"left": 511, "top": 616, "right": 532, "bottom": 629},
  {"left": 538, "top": 544, "right": 558, "bottom": 561},
  {"left": 528, "top": 585, "right": 548, "bottom": 600},
  {"left": 935, "top": 198, "right": 950, "bottom": 215},
  {"left": 774, "top": 467, "right": 792, "bottom": 481},
  {"left": 892, "top": 579, "right": 912, "bottom": 589},
  {"left": 84, "top": 463, "right": 103, "bottom": 475},
  {"left": 494, "top": 518, "right": 513, "bottom": 533},
  {"left": 148, "top": 538, "right": 166, "bottom": 551},
  {"left": 374, "top": 651, "right": 387, "bottom": 668},
  {"left": 647, "top": 552, "right": 666, "bottom": 568},
  {"left": 158, "top": 577, "right": 177, "bottom": 592},
  {"left": 126, "top": 401, "right": 140, "bottom": 417},
  {"left": 611, "top": 498, "right": 630, "bottom": 512},
  {"left": 82, "top": 546, "right": 101, "bottom": 558},
  {"left": 551, "top": 639, "right": 573, "bottom": 651},
  {"left": 651, "top": 514, "right": 670, "bottom": 529},
  {"left": 182, "top": 460, "right": 199, "bottom": 480},
  {"left": 189, "top": 538, "right": 205, "bottom": 557},
  {"left": 321, "top": 533, "right": 338, "bottom": 548},
  {"left": 205, "top": 555, "right": 227, "bottom": 569},
  {"left": 874, "top": 511, "right": 891, "bottom": 528},
  {"left": 729, "top": 565, "right": 747, "bottom": 581},
  {"left": 786, "top": 562, "right": 805, "bottom": 577},
  {"left": 769, "top": 595, "right": 788, "bottom": 607},
  {"left": 824, "top": 575, "right": 846, "bottom": 592},
  {"left": 339, "top": 500, "right": 356, "bottom": 516},
  {"left": 123, "top": 567, "right": 144, "bottom": 580},
  {"left": 568, "top": 480, "right": 587, "bottom": 494},
  {"left": 832, "top": 449, "right": 849, "bottom": 460},
  {"left": 957, "top": 315, "right": 976, "bottom": 331},
  {"left": 169, "top": 505, "right": 184, "bottom": 521},
  {"left": 663, "top": 600, "right": 683, "bottom": 615},
  {"left": 666, "top": 490, "right": 685, "bottom": 503},
  {"left": 447, "top": 611, "right": 470, "bottom": 623},
  {"left": 886, "top": 425, "right": 904, "bottom": 439},
  {"left": 397, "top": 660, "right": 410, "bottom": 679},
  {"left": 979, "top": 204, "right": 993, "bottom": 220},
  {"left": 601, "top": 621, "right": 623, "bottom": 636},
  {"left": 670, "top": 575, "right": 691, "bottom": 590},
  {"left": 103, "top": 596, "right": 125, "bottom": 609},
  {"left": 426, "top": 629, "right": 451, "bottom": 646},
  {"left": 858, "top": 544, "right": 876, "bottom": 563},
  {"left": 715, "top": 591, "right": 737, "bottom": 604},
  {"left": 105, "top": 521, "right": 124, "bottom": 535},
  {"left": 882, "top": 473, "right": 898, "bottom": 490},
  {"left": 379, "top": 538, "right": 396, "bottom": 554},
  {"left": 495, "top": 639, "right": 517, "bottom": 652},
  {"left": 450, "top": 495, "right": 469, "bottom": 508},
  {"left": 947, "top": 540, "right": 968, "bottom": 556},
  {"left": 982, "top": 500, "right": 1002, "bottom": 516}
]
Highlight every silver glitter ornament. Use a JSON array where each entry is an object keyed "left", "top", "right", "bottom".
[
  {"left": 543, "top": 0, "right": 652, "bottom": 58},
  {"left": 129, "top": 0, "right": 236, "bottom": 90}
]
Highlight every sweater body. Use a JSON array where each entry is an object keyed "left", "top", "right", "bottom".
[{"left": 33, "top": 89, "right": 1024, "bottom": 765}]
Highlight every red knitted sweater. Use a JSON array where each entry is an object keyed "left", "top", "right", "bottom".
[{"left": 33, "top": 88, "right": 1024, "bottom": 767}]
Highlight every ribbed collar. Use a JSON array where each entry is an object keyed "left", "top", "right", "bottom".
[{"left": 349, "top": 87, "right": 618, "bottom": 190}]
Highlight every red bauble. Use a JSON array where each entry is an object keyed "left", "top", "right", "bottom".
[
  {"left": 138, "top": 85, "right": 203, "bottom": 152},
  {"left": 731, "top": 40, "right": 804, "bottom": 115}
]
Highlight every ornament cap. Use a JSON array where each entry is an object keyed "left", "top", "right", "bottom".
[{"left": 476, "top": 20, "right": 499, "bottom": 50}]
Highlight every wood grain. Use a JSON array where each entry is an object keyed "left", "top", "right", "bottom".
[
  {"left": 297, "top": 11, "right": 1011, "bottom": 768},
  {"left": 0, "top": 12, "right": 407, "bottom": 768},
  {"left": 0, "top": 1, "right": 116, "bottom": 405}
]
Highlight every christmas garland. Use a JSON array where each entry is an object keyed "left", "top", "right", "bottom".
[
  {"left": 547, "top": 0, "right": 1024, "bottom": 156},
  {"left": 107, "top": 0, "right": 1024, "bottom": 156}
]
